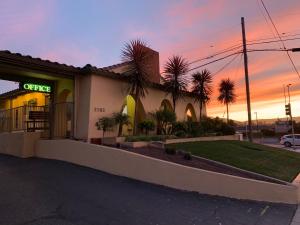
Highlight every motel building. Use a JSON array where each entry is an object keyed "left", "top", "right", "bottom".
[{"left": 0, "top": 48, "right": 206, "bottom": 156}]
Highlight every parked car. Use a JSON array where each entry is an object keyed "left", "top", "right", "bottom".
[{"left": 280, "top": 134, "right": 300, "bottom": 147}]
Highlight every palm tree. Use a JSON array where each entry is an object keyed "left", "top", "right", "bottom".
[
  {"left": 191, "top": 69, "right": 213, "bottom": 121},
  {"left": 217, "top": 78, "right": 237, "bottom": 123},
  {"left": 113, "top": 112, "right": 130, "bottom": 136},
  {"left": 122, "top": 39, "right": 151, "bottom": 134},
  {"left": 163, "top": 55, "right": 189, "bottom": 112}
]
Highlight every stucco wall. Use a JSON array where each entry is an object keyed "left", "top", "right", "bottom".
[
  {"left": 84, "top": 74, "right": 206, "bottom": 140},
  {"left": 35, "top": 139, "right": 298, "bottom": 204},
  {"left": 75, "top": 75, "right": 92, "bottom": 140},
  {"left": 0, "top": 132, "right": 41, "bottom": 158}
]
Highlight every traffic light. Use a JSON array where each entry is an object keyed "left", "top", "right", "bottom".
[{"left": 285, "top": 104, "right": 291, "bottom": 116}]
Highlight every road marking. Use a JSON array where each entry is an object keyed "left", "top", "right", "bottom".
[{"left": 260, "top": 206, "right": 269, "bottom": 216}]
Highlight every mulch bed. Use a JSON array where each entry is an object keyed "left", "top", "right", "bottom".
[{"left": 120, "top": 146, "right": 286, "bottom": 185}]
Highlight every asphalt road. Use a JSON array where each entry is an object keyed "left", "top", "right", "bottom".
[{"left": 0, "top": 154, "right": 296, "bottom": 225}]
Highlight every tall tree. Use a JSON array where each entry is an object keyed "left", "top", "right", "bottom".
[
  {"left": 122, "top": 39, "right": 151, "bottom": 134},
  {"left": 218, "top": 78, "right": 237, "bottom": 123},
  {"left": 163, "top": 55, "right": 189, "bottom": 112},
  {"left": 191, "top": 69, "right": 213, "bottom": 121}
]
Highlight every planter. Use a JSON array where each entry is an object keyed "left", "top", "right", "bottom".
[
  {"left": 120, "top": 141, "right": 149, "bottom": 148},
  {"left": 101, "top": 137, "right": 126, "bottom": 146}
]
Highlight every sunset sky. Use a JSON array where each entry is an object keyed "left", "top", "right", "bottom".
[{"left": 0, "top": 0, "right": 300, "bottom": 121}]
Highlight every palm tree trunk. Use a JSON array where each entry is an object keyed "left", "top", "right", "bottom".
[
  {"left": 118, "top": 124, "right": 122, "bottom": 137},
  {"left": 172, "top": 97, "right": 176, "bottom": 112},
  {"left": 133, "top": 90, "right": 139, "bottom": 135},
  {"left": 226, "top": 103, "right": 229, "bottom": 124},
  {"left": 199, "top": 102, "right": 203, "bottom": 122}
]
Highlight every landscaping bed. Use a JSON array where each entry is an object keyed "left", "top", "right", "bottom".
[
  {"left": 168, "top": 140, "right": 300, "bottom": 182},
  {"left": 121, "top": 146, "right": 286, "bottom": 184}
]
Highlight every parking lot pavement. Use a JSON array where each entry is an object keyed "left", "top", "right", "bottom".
[
  {"left": 264, "top": 143, "right": 300, "bottom": 152},
  {"left": 0, "top": 154, "right": 296, "bottom": 225}
]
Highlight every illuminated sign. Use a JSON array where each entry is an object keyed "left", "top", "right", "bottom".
[{"left": 22, "top": 83, "right": 51, "bottom": 93}]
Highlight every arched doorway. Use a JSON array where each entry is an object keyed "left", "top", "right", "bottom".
[
  {"left": 185, "top": 103, "right": 197, "bottom": 122},
  {"left": 160, "top": 99, "right": 173, "bottom": 111},
  {"left": 57, "top": 89, "right": 72, "bottom": 103},
  {"left": 121, "top": 95, "right": 146, "bottom": 135}
]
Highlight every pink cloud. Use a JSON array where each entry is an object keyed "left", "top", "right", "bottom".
[{"left": 0, "top": 1, "right": 53, "bottom": 42}]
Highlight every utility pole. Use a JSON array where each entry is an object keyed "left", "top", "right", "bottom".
[{"left": 241, "top": 17, "right": 253, "bottom": 142}]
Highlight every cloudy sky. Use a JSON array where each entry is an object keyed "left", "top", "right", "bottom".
[{"left": 0, "top": 0, "right": 300, "bottom": 121}]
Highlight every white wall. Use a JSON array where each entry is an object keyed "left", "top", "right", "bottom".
[{"left": 35, "top": 139, "right": 299, "bottom": 204}]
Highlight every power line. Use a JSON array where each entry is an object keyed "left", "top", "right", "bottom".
[
  {"left": 188, "top": 36, "right": 300, "bottom": 66},
  {"left": 212, "top": 53, "right": 242, "bottom": 76},
  {"left": 260, "top": 0, "right": 300, "bottom": 79},
  {"left": 256, "top": 0, "right": 281, "bottom": 49},
  {"left": 188, "top": 51, "right": 243, "bottom": 72},
  {"left": 247, "top": 37, "right": 300, "bottom": 46},
  {"left": 247, "top": 48, "right": 288, "bottom": 52},
  {"left": 188, "top": 44, "right": 242, "bottom": 65},
  {"left": 247, "top": 33, "right": 300, "bottom": 43},
  {"left": 187, "top": 47, "right": 294, "bottom": 73}
]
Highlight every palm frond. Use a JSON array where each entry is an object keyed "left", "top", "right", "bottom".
[
  {"left": 121, "top": 39, "right": 152, "bottom": 98},
  {"left": 162, "top": 55, "right": 189, "bottom": 107}
]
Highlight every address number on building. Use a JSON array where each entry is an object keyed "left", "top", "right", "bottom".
[{"left": 94, "top": 107, "right": 105, "bottom": 112}]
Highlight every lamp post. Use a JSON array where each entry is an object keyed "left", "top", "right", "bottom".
[{"left": 287, "top": 84, "right": 295, "bottom": 148}]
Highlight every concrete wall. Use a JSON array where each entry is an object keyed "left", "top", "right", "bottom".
[
  {"left": 35, "top": 139, "right": 299, "bottom": 204},
  {"left": 165, "top": 134, "right": 243, "bottom": 144},
  {"left": 84, "top": 74, "right": 205, "bottom": 140},
  {"left": 0, "top": 132, "right": 41, "bottom": 158}
]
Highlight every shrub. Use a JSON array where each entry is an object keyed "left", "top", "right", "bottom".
[
  {"left": 261, "top": 129, "right": 275, "bottom": 137},
  {"left": 152, "top": 108, "right": 176, "bottom": 135},
  {"left": 183, "top": 152, "right": 192, "bottom": 160},
  {"left": 172, "top": 121, "right": 187, "bottom": 133},
  {"left": 165, "top": 147, "right": 176, "bottom": 155},
  {"left": 174, "top": 130, "right": 187, "bottom": 138},
  {"left": 96, "top": 117, "right": 115, "bottom": 138},
  {"left": 138, "top": 120, "right": 155, "bottom": 135},
  {"left": 112, "top": 112, "right": 130, "bottom": 137}
]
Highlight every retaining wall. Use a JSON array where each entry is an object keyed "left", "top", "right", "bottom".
[
  {"left": 35, "top": 139, "right": 298, "bottom": 204},
  {"left": 0, "top": 132, "right": 41, "bottom": 158}
]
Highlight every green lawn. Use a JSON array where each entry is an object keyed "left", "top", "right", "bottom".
[{"left": 168, "top": 141, "right": 300, "bottom": 182}]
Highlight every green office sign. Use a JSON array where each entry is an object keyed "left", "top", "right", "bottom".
[{"left": 22, "top": 83, "right": 51, "bottom": 93}]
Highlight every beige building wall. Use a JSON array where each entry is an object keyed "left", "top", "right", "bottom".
[
  {"left": 76, "top": 74, "right": 206, "bottom": 140},
  {"left": 75, "top": 75, "right": 92, "bottom": 140}
]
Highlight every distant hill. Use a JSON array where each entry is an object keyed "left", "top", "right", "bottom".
[{"left": 235, "top": 116, "right": 300, "bottom": 125}]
